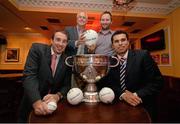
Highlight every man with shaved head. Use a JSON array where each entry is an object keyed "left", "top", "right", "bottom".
[
  {"left": 65, "top": 11, "right": 95, "bottom": 88},
  {"left": 65, "top": 11, "right": 89, "bottom": 55}
]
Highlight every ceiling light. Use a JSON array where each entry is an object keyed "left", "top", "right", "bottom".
[
  {"left": 113, "top": 0, "right": 134, "bottom": 10},
  {"left": 114, "top": 0, "right": 134, "bottom": 6},
  {"left": 24, "top": 27, "right": 31, "bottom": 30}
]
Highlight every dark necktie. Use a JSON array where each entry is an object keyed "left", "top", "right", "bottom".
[
  {"left": 51, "top": 54, "right": 57, "bottom": 76},
  {"left": 119, "top": 58, "right": 126, "bottom": 92}
]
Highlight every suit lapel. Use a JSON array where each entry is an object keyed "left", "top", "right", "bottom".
[
  {"left": 45, "top": 45, "right": 52, "bottom": 73},
  {"left": 73, "top": 27, "right": 79, "bottom": 40},
  {"left": 126, "top": 50, "right": 136, "bottom": 77},
  {"left": 110, "top": 55, "right": 121, "bottom": 80},
  {"left": 45, "top": 45, "right": 55, "bottom": 83}
]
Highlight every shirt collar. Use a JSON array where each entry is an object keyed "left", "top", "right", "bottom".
[
  {"left": 117, "top": 50, "right": 128, "bottom": 60},
  {"left": 51, "top": 47, "right": 61, "bottom": 58},
  {"left": 76, "top": 25, "right": 85, "bottom": 34},
  {"left": 99, "top": 29, "right": 113, "bottom": 35}
]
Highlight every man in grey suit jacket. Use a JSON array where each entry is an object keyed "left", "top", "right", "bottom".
[
  {"left": 65, "top": 11, "right": 96, "bottom": 88},
  {"left": 18, "top": 30, "right": 72, "bottom": 122},
  {"left": 65, "top": 11, "right": 95, "bottom": 55},
  {"left": 65, "top": 11, "right": 88, "bottom": 55},
  {"left": 97, "top": 30, "right": 164, "bottom": 122}
]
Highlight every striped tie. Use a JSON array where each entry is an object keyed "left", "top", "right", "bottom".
[{"left": 119, "top": 58, "right": 126, "bottom": 92}]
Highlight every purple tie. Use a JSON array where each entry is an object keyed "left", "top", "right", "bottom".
[{"left": 51, "top": 54, "right": 57, "bottom": 76}]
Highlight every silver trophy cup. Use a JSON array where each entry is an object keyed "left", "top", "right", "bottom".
[{"left": 65, "top": 54, "right": 119, "bottom": 103}]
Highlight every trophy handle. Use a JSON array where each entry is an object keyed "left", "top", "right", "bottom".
[
  {"left": 65, "top": 56, "right": 73, "bottom": 67},
  {"left": 109, "top": 56, "right": 119, "bottom": 67}
]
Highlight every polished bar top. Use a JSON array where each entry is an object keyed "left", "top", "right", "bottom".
[
  {"left": 0, "top": 73, "right": 23, "bottom": 78},
  {"left": 29, "top": 101, "right": 151, "bottom": 123}
]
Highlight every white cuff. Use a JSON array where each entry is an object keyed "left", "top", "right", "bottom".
[
  {"left": 133, "top": 92, "right": 137, "bottom": 96},
  {"left": 119, "top": 92, "right": 126, "bottom": 100}
]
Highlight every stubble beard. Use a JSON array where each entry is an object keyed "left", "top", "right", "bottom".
[{"left": 102, "top": 25, "right": 110, "bottom": 30}]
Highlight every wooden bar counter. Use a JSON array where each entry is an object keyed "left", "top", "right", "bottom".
[
  {"left": 29, "top": 101, "right": 151, "bottom": 123},
  {"left": 0, "top": 73, "right": 23, "bottom": 79}
]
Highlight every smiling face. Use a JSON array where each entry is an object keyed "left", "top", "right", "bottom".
[
  {"left": 100, "top": 13, "right": 112, "bottom": 30},
  {"left": 76, "top": 12, "right": 88, "bottom": 27},
  {"left": 51, "top": 31, "right": 68, "bottom": 54},
  {"left": 112, "top": 33, "right": 129, "bottom": 56}
]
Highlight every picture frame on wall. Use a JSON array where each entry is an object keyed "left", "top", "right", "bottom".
[
  {"left": 161, "top": 53, "right": 170, "bottom": 65},
  {"left": 5, "top": 48, "right": 19, "bottom": 62}
]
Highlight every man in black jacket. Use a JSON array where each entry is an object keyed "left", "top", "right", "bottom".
[{"left": 98, "top": 30, "right": 164, "bottom": 122}]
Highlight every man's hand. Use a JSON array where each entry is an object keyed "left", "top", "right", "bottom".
[
  {"left": 32, "top": 100, "right": 53, "bottom": 115},
  {"left": 87, "top": 44, "right": 96, "bottom": 53},
  {"left": 121, "top": 90, "right": 142, "bottom": 106},
  {"left": 76, "top": 34, "right": 86, "bottom": 47},
  {"left": 43, "top": 94, "right": 60, "bottom": 104}
]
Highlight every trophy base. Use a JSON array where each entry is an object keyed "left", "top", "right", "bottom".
[{"left": 83, "top": 92, "right": 100, "bottom": 104}]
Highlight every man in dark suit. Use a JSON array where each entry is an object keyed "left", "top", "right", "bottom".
[
  {"left": 18, "top": 30, "right": 72, "bottom": 122},
  {"left": 65, "top": 11, "right": 95, "bottom": 88},
  {"left": 97, "top": 30, "right": 164, "bottom": 122}
]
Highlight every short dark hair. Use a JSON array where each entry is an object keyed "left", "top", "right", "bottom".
[
  {"left": 51, "top": 30, "right": 68, "bottom": 40},
  {"left": 100, "top": 11, "right": 112, "bottom": 21},
  {"left": 111, "top": 30, "right": 129, "bottom": 43}
]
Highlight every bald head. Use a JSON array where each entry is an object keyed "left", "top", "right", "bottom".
[{"left": 76, "top": 11, "right": 88, "bottom": 27}]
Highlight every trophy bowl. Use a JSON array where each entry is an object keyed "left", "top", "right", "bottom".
[{"left": 65, "top": 54, "right": 119, "bottom": 103}]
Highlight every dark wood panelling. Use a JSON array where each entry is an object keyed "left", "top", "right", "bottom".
[
  {"left": 157, "top": 76, "right": 180, "bottom": 122},
  {"left": 0, "top": 75, "right": 23, "bottom": 122}
]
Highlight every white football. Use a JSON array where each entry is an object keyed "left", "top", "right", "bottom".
[
  {"left": 84, "top": 29, "right": 98, "bottom": 46},
  {"left": 67, "top": 88, "right": 84, "bottom": 105},
  {"left": 99, "top": 87, "right": 115, "bottom": 104},
  {"left": 47, "top": 101, "right": 57, "bottom": 111}
]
